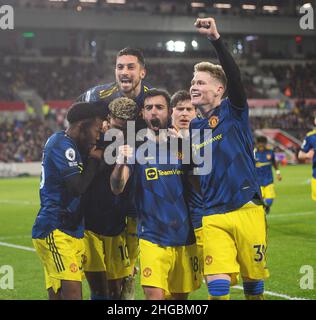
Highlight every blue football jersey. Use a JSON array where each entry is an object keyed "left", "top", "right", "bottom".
[
  {"left": 81, "top": 163, "right": 132, "bottom": 237},
  {"left": 190, "top": 98, "right": 262, "bottom": 215},
  {"left": 81, "top": 81, "right": 150, "bottom": 112},
  {"left": 301, "top": 129, "right": 316, "bottom": 178},
  {"left": 129, "top": 139, "right": 195, "bottom": 247},
  {"left": 32, "top": 132, "right": 84, "bottom": 239},
  {"left": 186, "top": 178, "right": 204, "bottom": 230},
  {"left": 255, "top": 148, "right": 275, "bottom": 187},
  {"left": 80, "top": 81, "right": 151, "bottom": 218}
]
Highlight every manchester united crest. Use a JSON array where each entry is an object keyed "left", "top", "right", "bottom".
[
  {"left": 70, "top": 263, "right": 78, "bottom": 273},
  {"left": 205, "top": 255, "right": 213, "bottom": 265},
  {"left": 209, "top": 116, "right": 219, "bottom": 129},
  {"left": 143, "top": 267, "right": 152, "bottom": 278}
]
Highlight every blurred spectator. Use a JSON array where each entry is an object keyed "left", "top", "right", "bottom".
[
  {"left": 1, "top": 59, "right": 315, "bottom": 101},
  {"left": 0, "top": 118, "right": 59, "bottom": 162}
]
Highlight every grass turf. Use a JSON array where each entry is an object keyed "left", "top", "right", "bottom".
[{"left": 0, "top": 164, "right": 315, "bottom": 300}]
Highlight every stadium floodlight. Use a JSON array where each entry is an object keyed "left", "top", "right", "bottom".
[
  {"left": 106, "top": 0, "right": 126, "bottom": 4},
  {"left": 191, "top": 40, "right": 198, "bottom": 49},
  {"left": 302, "top": 3, "right": 312, "bottom": 9},
  {"left": 263, "top": 5, "right": 278, "bottom": 12},
  {"left": 174, "top": 41, "right": 186, "bottom": 53},
  {"left": 213, "top": 3, "right": 232, "bottom": 9},
  {"left": 166, "top": 40, "right": 186, "bottom": 53},
  {"left": 191, "top": 2, "right": 205, "bottom": 8},
  {"left": 245, "top": 35, "right": 258, "bottom": 42},
  {"left": 242, "top": 4, "right": 256, "bottom": 10},
  {"left": 166, "top": 40, "right": 175, "bottom": 52},
  {"left": 80, "top": 0, "right": 98, "bottom": 3}
]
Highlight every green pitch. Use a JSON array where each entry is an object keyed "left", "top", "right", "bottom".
[{"left": 0, "top": 164, "right": 315, "bottom": 300}]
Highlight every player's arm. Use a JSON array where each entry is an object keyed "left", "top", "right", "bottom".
[
  {"left": 65, "top": 147, "right": 103, "bottom": 196},
  {"left": 195, "top": 17, "right": 247, "bottom": 108},
  {"left": 298, "top": 136, "right": 314, "bottom": 160},
  {"left": 298, "top": 149, "right": 314, "bottom": 160},
  {"left": 110, "top": 145, "right": 133, "bottom": 195}
]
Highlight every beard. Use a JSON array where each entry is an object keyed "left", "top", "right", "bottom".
[
  {"left": 118, "top": 77, "right": 141, "bottom": 95},
  {"left": 147, "top": 118, "right": 169, "bottom": 136}
]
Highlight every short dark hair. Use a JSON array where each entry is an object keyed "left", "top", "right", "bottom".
[
  {"left": 67, "top": 101, "right": 108, "bottom": 124},
  {"left": 170, "top": 90, "right": 191, "bottom": 108},
  {"left": 116, "top": 47, "right": 145, "bottom": 68},
  {"left": 256, "top": 136, "right": 268, "bottom": 144},
  {"left": 143, "top": 88, "right": 171, "bottom": 109}
]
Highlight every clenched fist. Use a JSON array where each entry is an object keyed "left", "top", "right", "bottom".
[
  {"left": 194, "top": 17, "right": 220, "bottom": 41},
  {"left": 116, "top": 145, "right": 134, "bottom": 164}
]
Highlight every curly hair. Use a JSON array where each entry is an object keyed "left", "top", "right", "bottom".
[{"left": 108, "top": 97, "right": 138, "bottom": 120}]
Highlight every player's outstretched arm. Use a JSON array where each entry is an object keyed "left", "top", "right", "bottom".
[{"left": 195, "top": 17, "right": 247, "bottom": 108}]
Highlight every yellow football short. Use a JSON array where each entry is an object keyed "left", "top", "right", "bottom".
[
  {"left": 194, "top": 227, "right": 204, "bottom": 278},
  {"left": 125, "top": 216, "right": 139, "bottom": 269},
  {"left": 139, "top": 239, "right": 201, "bottom": 294},
  {"left": 32, "top": 229, "right": 85, "bottom": 294},
  {"left": 83, "top": 230, "right": 132, "bottom": 280},
  {"left": 312, "top": 177, "right": 316, "bottom": 201},
  {"left": 260, "top": 184, "right": 276, "bottom": 200},
  {"left": 202, "top": 203, "right": 270, "bottom": 284}
]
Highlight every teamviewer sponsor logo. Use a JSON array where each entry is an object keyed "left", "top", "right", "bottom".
[
  {"left": 145, "top": 168, "right": 158, "bottom": 181},
  {"left": 0, "top": 5, "right": 14, "bottom": 30}
]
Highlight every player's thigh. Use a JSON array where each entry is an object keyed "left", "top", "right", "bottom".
[
  {"left": 234, "top": 205, "right": 269, "bottom": 280},
  {"left": 83, "top": 230, "right": 106, "bottom": 272},
  {"left": 139, "top": 239, "right": 172, "bottom": 293},
  {"left": 84, "top": 271, "right": 108, "bottom": 296},
  {"left": 103, "top": 233, "right": 131, "bottom": 280},
  {"left": 202, "top": 214, "right": 240, "bottom": 278},
  {"left": 169, "top": 243, "right": 201, "bottom": 294},
  {"left": 194, "top": 227, "right": 204, "bottom": 276},
  {"left": 126, "top": 216, "right": 139, "bottom": 265},
  {"left": 33, "top": 229, "right": 85, "bottom": 293},
  {"left": 60, "top": 280, "right": 82, "bottom": 300}
]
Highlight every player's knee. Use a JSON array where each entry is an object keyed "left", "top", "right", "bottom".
[
  {"left": 207, "top": 279, "right": 231, "bottom": 300},
  {"left": 243, "top": 279, "right": 264, "bottom": 300},
  {"left": 143, "top": 286, "right": 165, "bottom": 300},
  {"left": 61, "top": 280, "right": 82, "bottom": 300}
]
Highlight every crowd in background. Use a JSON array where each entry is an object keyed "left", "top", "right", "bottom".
[
  {"left": 1, "top": 103, "right": 315, "bottom": 163},
  {"left": 1, "top": 58, "right": 316, "bottom": 163},
  {"left": 0, "top": 119, "right": 55, "bottom": 163},
  {"left": 1, "top": 59, "right": 316, "bottom": 101}
]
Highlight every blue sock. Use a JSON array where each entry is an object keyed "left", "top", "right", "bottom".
[
  {"left": 265, "top": 199, "right": 273, "bottom": 207},
  {"left": 91, "top": 294, "right": 112, "bottom": 300},
  {"left": 207, "top": 279, "right": 230, "bottom": 297},
  {"left": 243, "top": 280, "right": 264, "bottom": 296}
]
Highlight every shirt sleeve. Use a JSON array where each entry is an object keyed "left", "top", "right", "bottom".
[
  {"left": 211, "top": 37, "right": 247, "bottom": 109},
  {"left": 50, "top": 139, "right": 81, "bottom": 180},
  {"left": 301, "top": 136, "right": 312, "bottom": 153}
]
